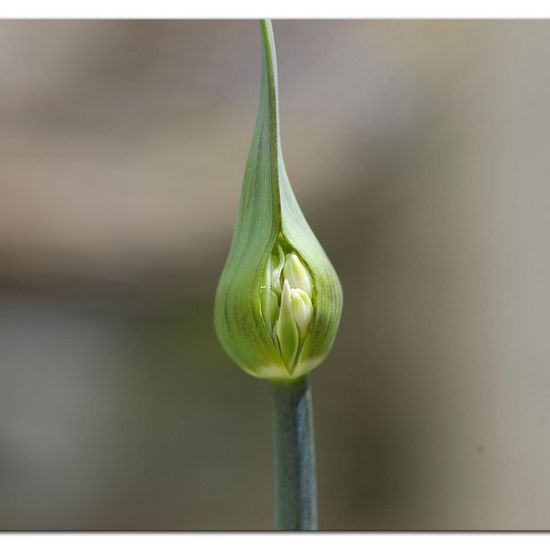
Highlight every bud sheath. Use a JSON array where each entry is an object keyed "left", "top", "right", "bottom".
[{"left": 214, "top": 20, "right": 343, "bottom": 380}]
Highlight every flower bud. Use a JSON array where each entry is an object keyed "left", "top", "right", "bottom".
[
  {"left": 283, "top": 252, "right": 312, "bottom": 297},
  {"left": 270, "top": 245, "right": 285, "bottom": 296},
  {"left": 274, "top": 279, "right": 300, "bottom": 370},
  {"left": 214, "top": 21, "right": 342, "bottom": 380},
  {"left": 261, "top": 250, "right": 315, "bottom": 373},
  {"left": 290, "top": 288, "right": 313, "bottom": 338}
]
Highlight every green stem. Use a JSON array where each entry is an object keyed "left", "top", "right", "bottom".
[{"left": 270, "top": 376, "right": 318, "bottom": 530}]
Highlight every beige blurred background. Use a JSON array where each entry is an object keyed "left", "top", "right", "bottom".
[{"left": 0, "top": 19, "right": 549, "bottom": 530}]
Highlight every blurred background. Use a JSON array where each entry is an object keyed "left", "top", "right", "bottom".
[{"left": 0, "top": 19, "right": 549, "bottom": 530}]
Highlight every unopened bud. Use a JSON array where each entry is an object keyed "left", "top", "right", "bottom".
[
  {"left": 274, "top": 279, "right": 300, "bottom": 370},
  {"left": 262, "top": 251, "right": 315, "bottom": 373},
  {"left": 283, "top": 252, "right": 313, "bottom": 297},
  {"left": 290, "top": 288, "right": 313, "bottom": 338},
  {"left": 214, "top": 21, "right": 342, "bottom": 381}
]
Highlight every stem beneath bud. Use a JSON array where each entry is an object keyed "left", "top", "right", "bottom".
[{"left": 270, "top": 376, "right": 318, "bottom": 530}]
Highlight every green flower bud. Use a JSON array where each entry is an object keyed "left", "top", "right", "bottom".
[
  {"left": 214, "top": 20, "right": 343, "bottom": 381},
  {"left": 260, "top": 285, "right": 279, "bottom": 336},
  {"left": 270, "top": 245, "right": 285, "bottom": 296},
  {"left": 274, "top": 279, "right": 300, "bottom": 371}
]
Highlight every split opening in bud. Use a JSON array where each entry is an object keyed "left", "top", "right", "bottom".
[{"left": 260, "top": 237, "right": 314, "bottom": 374}]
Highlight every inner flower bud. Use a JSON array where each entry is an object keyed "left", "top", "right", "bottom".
[{"left": 260, "top": 244, "right": 314, "bottom": 373}]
